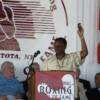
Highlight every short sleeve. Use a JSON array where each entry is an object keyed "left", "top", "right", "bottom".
[{"left": 70, "top": 52, "right": 82, "bottom": 67}]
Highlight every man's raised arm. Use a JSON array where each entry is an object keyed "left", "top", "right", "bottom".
[{"left": 77, "top": 23, "right": 88, "bottom": 60}]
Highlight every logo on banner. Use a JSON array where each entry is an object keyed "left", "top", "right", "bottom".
[{"left": 37, "top": 74, "right": 74, "bottom": 100}]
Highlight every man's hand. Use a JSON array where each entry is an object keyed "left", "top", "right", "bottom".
[{"left": 77, "top": 23, "right": 84, "bottom": 39}]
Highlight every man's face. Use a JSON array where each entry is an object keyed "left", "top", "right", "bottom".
[
  {"left": 95, "top": 74, "right": 100, "bottom": 88},
  {"left": 54, "top": 41, "right": 65, "bottom": 54},
  {"left": 3, "top": 66, "right": 15, "bottom": 79}
]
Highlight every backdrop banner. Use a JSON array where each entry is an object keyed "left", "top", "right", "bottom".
[{"left": 0, "top": 0, "right": 77, "bottom": 81}]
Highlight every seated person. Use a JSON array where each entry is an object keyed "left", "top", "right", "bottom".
[
  {"left": 76, "top": 68, "right": 88, "bottom": 100},
  {"left": 87, "top": 73, "right": 100, "bottom": 100},
  {"left": 0, "top": 61, "right": 24, "bottom": 100},
  {"left": 76, "top": 68, "right": 91, "bottom": 91}
]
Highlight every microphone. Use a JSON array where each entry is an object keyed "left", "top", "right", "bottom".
[
  {"left": 33, "top": 50, "right": 40, "bottom": 58},
  {"left": 23, "top": 50, "right": 40, "bottom": 75},
  {"left": 30, "top": 50, "right": 40, "bottom": 70}
]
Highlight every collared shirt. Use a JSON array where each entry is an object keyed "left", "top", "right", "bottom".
[
  {"left": 0, "top": 73, "right": 24, "bottom": 96},
  {"left": 40, "top": 52, "right": 83, "bottom": 99},
  {"left": 41, "top": 52, "right": 81, "bottom": 71}
]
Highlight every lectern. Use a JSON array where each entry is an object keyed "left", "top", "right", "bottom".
[{"left": 28, "top": 71, "right": 75, "bottom": 100}]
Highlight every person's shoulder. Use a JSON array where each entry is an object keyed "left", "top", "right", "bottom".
[
  {"left": 88, "top": 88, "right": 99, "bottom": 95},
  {"left": 91, "top": 88, "right": 98, "bottom": 92},
  {"left": 67, "top": 52, "right": 82, "bottom": 61},
  {"left": 79, "top": 78, "right": 90, "bottom": 83},
  {"left": 45, "top": 55, "right": 56, "bottom": 61},
  {"left": 68, "top": 52, "right": 80, "bottom": 56},
  {"left": 13, "top": 76, "right": 19, "bottom": 81},
  {"left": 65, "top": 52, "right": 80, "bottom": 59},
  {"left": 79, "top": 78, "right": 91, "bottom": 88},
  {"left": 12, "top": 77, "right": 22, "bottom": 85},
  {"left": 87, "top": 88, "right": 100, "bottom": 100}
]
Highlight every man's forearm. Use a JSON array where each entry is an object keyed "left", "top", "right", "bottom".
[
  {"left": 80, "top": 35, "right": 88, "bottom": 60},
  {"left": 77, "top": 23, "right": 88, "bottom": 60}
]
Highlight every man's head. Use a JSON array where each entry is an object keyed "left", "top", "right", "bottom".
[
  {"left": 95, "top": 73, "right": 100, "bottom": 88},
  {"left": 1, "top": 61, "right": 15, "bottom": 79},
  {"left": 54, "top": 37, "right": 67, "bottom": 55}
]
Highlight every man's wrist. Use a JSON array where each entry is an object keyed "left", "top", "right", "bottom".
[{"left": 80, "top": 35, "right": 84, "bottom": 40}]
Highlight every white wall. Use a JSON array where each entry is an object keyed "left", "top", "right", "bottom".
[{"left": 76, "top": 0, "right": 100, "bottom": 87}]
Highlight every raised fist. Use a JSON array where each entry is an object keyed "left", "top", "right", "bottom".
[{"left": 77, "top": 23, "right": 84, "bottom": 38}]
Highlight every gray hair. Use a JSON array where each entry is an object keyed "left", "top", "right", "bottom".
[{"left": 1, "top": 61, "right": 14, "bottom": 72}]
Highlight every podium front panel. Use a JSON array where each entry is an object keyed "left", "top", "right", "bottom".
[{"left": 35, "top": 71, "right": 75, "bottom": 100}]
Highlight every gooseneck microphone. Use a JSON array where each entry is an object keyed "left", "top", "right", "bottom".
[
  {"left": 34, "top": 50, "right": 40, "bottom": 57},
  {"left": 23, "top": 50, "right": 40, "bottom": 76},
  {"left": 33, "top": 50, "right": 40, "bottom": 61}
]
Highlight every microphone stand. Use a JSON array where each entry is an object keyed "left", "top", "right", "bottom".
[
  {"left": 23, "top": 56, "right": 35, "bottom": 80},
  {"left": 24, "top": 51, "right": 40, "bottom": 100},
  {"left": 26, "top": 54, "right": 37, "bottom": 100}
]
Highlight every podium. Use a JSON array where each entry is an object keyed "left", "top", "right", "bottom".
[{"left": 28, "top": 71, "right": 76, "bottom": 100}]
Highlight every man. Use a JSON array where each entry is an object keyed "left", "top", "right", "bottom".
[
  {"left": 76, "top": 68, "right": 91, "bottom": 91},
  {"left": 41, "top": 23, "right": 88, "bottom": 71},
  {"left": 76, "top": 68, "right": 91, "bottom": 99},
  {"left": 76, "top": 68, "right": 88, "bottom": 100},
  {"left": 87, "top": 73, "right": 100, "bottom": 100},
  {"left": 0, "top": 61, "right": 24, "bottom": 100},
  {"left": 40, "top": 23, "right": 88, "bottom": 100},
  {"left": 0, "top": 0, "right": 20, "bottom": 51}
]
